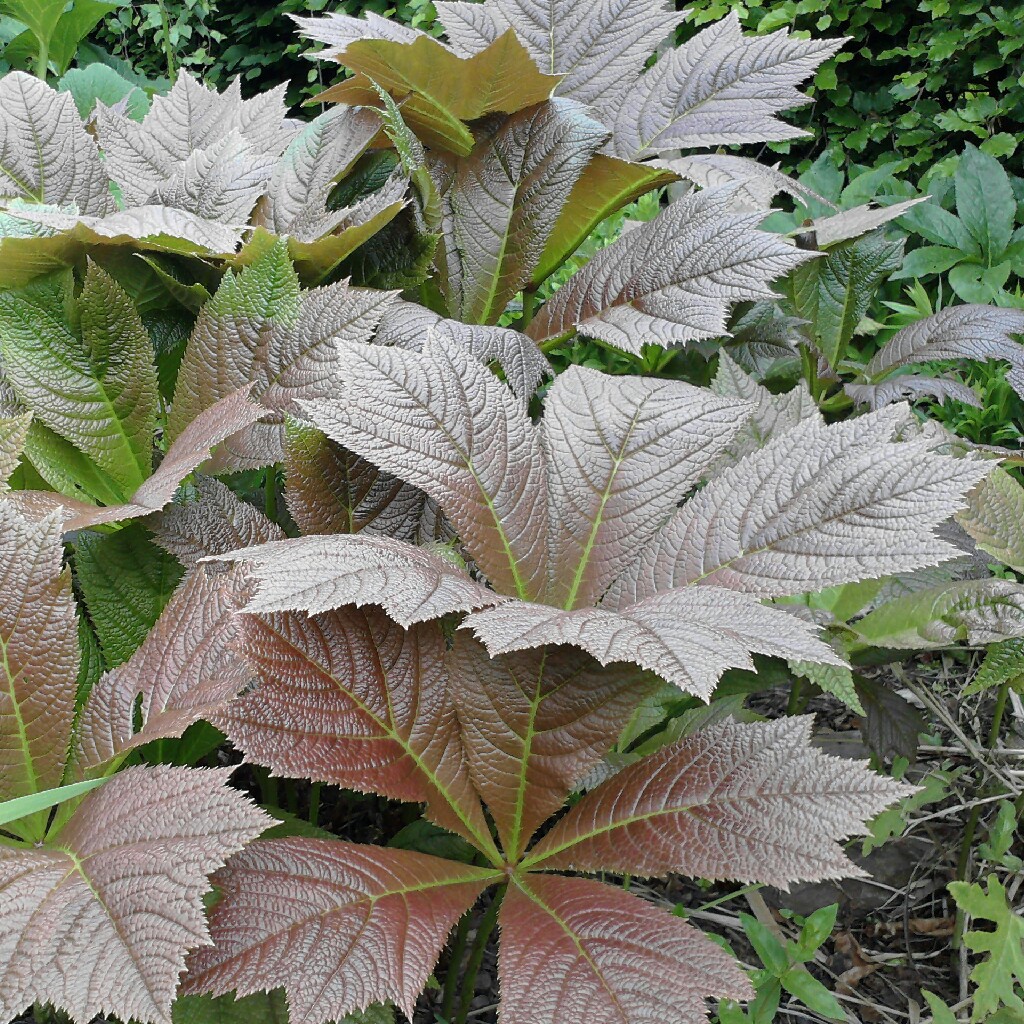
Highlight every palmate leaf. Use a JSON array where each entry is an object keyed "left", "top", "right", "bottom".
[
  {"left": 610, "top": 408, "right": 993, "bottom": 605},
  {"left": 303, "top": 334, "right": 548, "bottom": 600},
  {"left": 183, "top": 839, "right": 499, "bottom": 1021},
  {"left": 95, "top": 73, "right": 297, "bottom": 211},
  {"left": 500, "top": 874, "right": 751, "bottom": 1024},
  {"left": 217, "top": 607, "right": 496, "bottom": 855},
  {"left": 541, "top": 365, "right": 749, "bottom": 608},
  {"left": 606, "top": 13, "right": 843, "bottom": 158},
  {"left": 0, "top": 264, "right": 158, "bottom": 497},
  {"left": 212, "top": 533, "right": 502, "bottom": 626},
  {"left": 431, "top": 98, "right": 608, "bottom": 324},
  {"left": 0, "top": 71, "right": 114, "bottom": 214},
  {"left": 449, "top": 638, "right": 654, "bottom": 858},
  {"left": 437, "top": 0, "right": 684, "bottom": 113},
  {"left": 0, "top": 505, "right": 78, "bottom": 807},
  {"left": 464, "top": 588, "right": 844, "bottom": 699},
  {"left": 525, "top": 716, "right": 911, "bottom": 884},
  {"left": 11, "top": 388, "right": 265, "bottom": 531},
  {"left": 170, "top": 242, "right": 396, "bottom": 470},
  {"left": 527, "top": 186, "right": 813, "bottom": 354},
  {"left": 312, "top": 30, "right": 561, "bottom": 156},
  {"left": 0, "top": 765, "right": 269, "bottom": 1024}
]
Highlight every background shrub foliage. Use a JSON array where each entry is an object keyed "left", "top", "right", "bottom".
[{"left": 0, "top": 1, "right": 1023, "bottom": 1023}]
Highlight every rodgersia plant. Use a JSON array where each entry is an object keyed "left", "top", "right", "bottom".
[{"left": 0, "top": 0, "right": 1014, "bottom": 1022}]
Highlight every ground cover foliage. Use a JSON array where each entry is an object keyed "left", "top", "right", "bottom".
[{"left": 0, "top": 2, "right": 1022, "bottom": 1024}]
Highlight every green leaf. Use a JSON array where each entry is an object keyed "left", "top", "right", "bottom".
[
  {"left": 922, "top": 991, "right": 959, "bottom": 1024},
  {"left": 74, "top": 523, "right": 183, "bottom": 668},
  {"left": 0, "top": 0, "right": 65, "bottom": 52},
  {"left": 948, "top": 260, "right": 1011, "bottom": 303},
  {"left": 966, "top": 639, "right": 1024, "bottom": 697},
  {"left": 172, "top": 987, "right": 393, "bottom": 1024},
  {"left": 780, "top": 968, "right": 845, "bottom": 1020},
  {"left": 891, "top": 244, "right": 965, "bottom": 279},
  {"left": 739, "top": 913, "right": 789, "bottom": 976},
  {"left": 0, "top": 266, "right": 158, "bottom": 497},
  {"left": 957, "top": 468, "right": 1024, "bottom": 573},
  {"left": 788, "top": 660, "right": 865, "bottom": 714},
  {"left": 948, "top": 875, "right": 1024, "bottom": 1020},
  {"left": 789, "top": 234, "right": 904, "bottom": 367},
  {"left": 531, "top": 155, "right": 676, "bottom": 287},
  {"left": 898, "top": 202, "right": 979, "bottom": 254},
  {"left": 0, "top": 776, "right": 106, "bottom": 829},
  {"left": 955, "top": 144, "right": 1016, "bottom": 263},
  {"left": 798, "top": 904, "right": 839, "bottom": 956},
  {"left": 58, "top": 62, "right": 149, "bottom": 121},
  {"left": 46, "top": 0, "right": 121, "bottom": 74}
]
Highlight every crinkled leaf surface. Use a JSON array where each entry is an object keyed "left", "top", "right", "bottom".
[
  {"left": 607, "top": 14, "right": 843, "bottom": 158},
  {"left": 542, "top": 365, "right": 748, "bottom": 608},
  {"left": 499, "top": 874, "right": 751, "bottom": 1024},
  {"left": 96, "top": 74, "right": 296, "bottom": 208},
  {"left": 464, "top": 588, "right": 844, "bottom": 699},
  {"left": 528, "top": 187, "right": 813, "bottom": 353},
  {"left": 0, "top": 411, "right": 30, "bottom": 490},
  {"left": 212, "top": 534, "right": 502, "bottom": 626},
  {"left": 12, "top": 388, "right": 264, "bottom": 530},
  {"left": 448, "top": 638, "right": 654, "bottom": 858},
  {"left": 282, "top": 424, "right": 441, "bottom": 543},
  {"left": 660, "top": 153, "right": 820, "bottom": 212},
  {"left": 0, "top": 265, "right": 158, "bottom": 496},
  {"left": 844, "top": 375, "right": 982, "bottom": 411},
  {"left": 218, "top": 607, "right": 494, "bottom": 853},
  {"left": 853, "top": 579, "right": 1024, "bottom": 650},
  {"left": 437, "top": 0, "right": 683, "bottom": 114},
  {"left": 956, "top": 467, "right": 1024, "bottom": 572},
  {"left": 0, "top": 72, "right": 114, "bottom": 214},
  {"left": 711, "top": 352, "right": 820, "bottom": 463},
  {"left": 302, "top": 336, "right": 548, "bottom": 599},
  {"left": 171, "top": 242, "right": 395, "bottom": 470},
  {"left": 73, "top": 563, "right": 256, "bottom": 771},
  {"left": 74, "top": 522, "right": 183, "bottom": 667},
  {"left": 315, "top": 30, "right": 561, "bottom": 156},
  {"left": 0, "top": 765, "right": 269, "bottom": 1024},
  {"left": 184, "top": 839, "right": 499, "bottom": 1021},
  {"left": 431, "top": 98, "right": 607, "bottom": 324},
  {"left": 866, "top": 305, "right": 1024, "bottom": 381},
  {"left": 156, "top": 475, "right": 285, "bottom": 569},
  {"left": 526, "top": 716, "right": 911, "bottom": 884},
  {"left": 611, "top": 409, "right": 992, "bottom": 604},
  {"left": 0, "top": 505, "right": 77, "bottom": 804}
]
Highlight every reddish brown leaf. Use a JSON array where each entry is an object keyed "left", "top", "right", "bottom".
[
  {"left": 0, "top": 505, "right": 78, "bottom": 804},
  {"left": 74, "top": 566, "right": 254, "bottom": 771},
  {"left": 11, "top": 389, "right": 264, "bottom": 531},
  {"left": 0, "top": 766, "right": 269, "bottom": 1024},
  {"left": 184, "top": 839, "right": 499, "bottom": 1021},
  {"left": 283, "top": 423, "right": 441, "bottom": 541},
  {"left": 155, "top": 475, "right": 285, "bottom": 568},
  {"left": 218, "top": 607, "right": 497, "bottom": 857},
  {"left": 499, "top": 874, "right": 751, "bottom": 1024},
  {"left": 448, "top": 637, "right": 653, "bottom": 859},
  {"left": 525, "top": 716, "right": 912, "bottom": 885}
]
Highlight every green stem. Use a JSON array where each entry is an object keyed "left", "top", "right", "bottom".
[
  {"left": 787, "top": 675, "right": 806, "bottom": 716},
  {"left": 952, "top": 679, "right": 1012, "bottom": 949},
  {"left": 264, "top": 467, "right": 278, "bottom": 521},
  {"left": 454, "top": 888, "right": 505, "bottom": 1024},
  {"left": 157, "top": 0, "right": 177, "bottom": 84},
  {"left": 518, "top": 288, "right": 538, "bottom": 330},
  {"left": 800, "top": 344, "right": 824, "bottom": 403},
  {"left": 34, "top": 39, "right": 49, "bottom": 80},
  {"left": 441, "top": 911, "right": 473, "bottom": 1021},
  {"left": 308, "top": 783, "right": 321, "bottom": 827}
]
